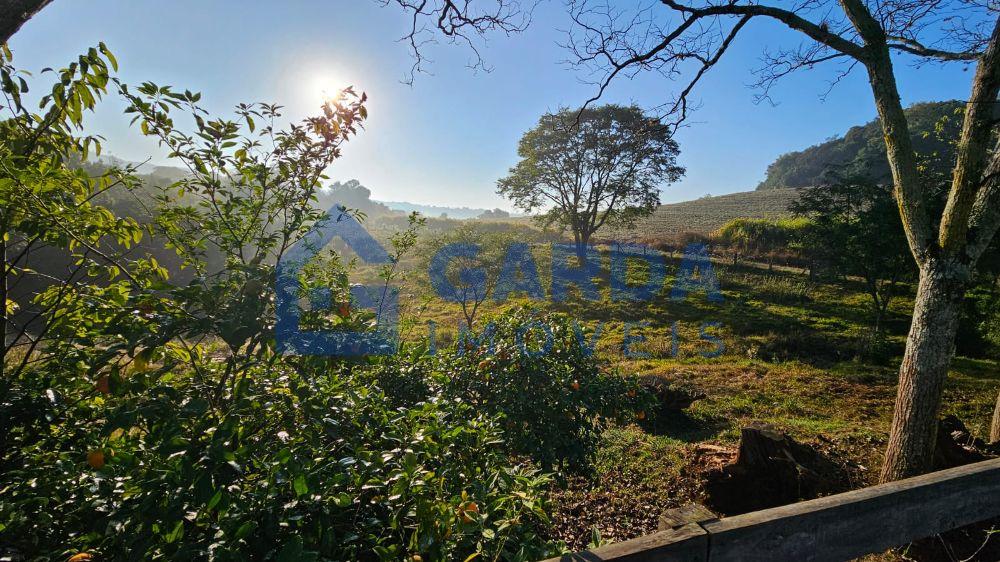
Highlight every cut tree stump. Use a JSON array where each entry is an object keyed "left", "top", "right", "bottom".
[
  {"left": 934, "top": 414, "right": 997, "bottom": 469},
  {"left": 703, "top": 422, "right": 848, "bottom": 515}
]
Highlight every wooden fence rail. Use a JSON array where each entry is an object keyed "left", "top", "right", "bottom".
[{"left": 543, "top": 457, "right": 1000, "bottom": 562}]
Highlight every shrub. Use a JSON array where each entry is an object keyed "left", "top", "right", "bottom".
[
  {"left": 0, "top": 358, "right": 562, "bottom": 561},
  {"left": 374, "top": 308, "right": 652, "bottom": 472}
]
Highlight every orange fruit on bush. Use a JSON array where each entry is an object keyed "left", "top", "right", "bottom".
[
  {"left": 457, "top": 501, "right": 479, "bottom": 523},
  {"left": 627, "top": 389, "right": 637, "bottom": 398},
  {"left": 95, "top": 375, "right": 110, "bottom": 395},
  {"left": 477, "top": 360, "right": 490, "bottom": 370},
  {"left": 67, "top": 554, "right": 94, "bottom": 562},
  {"left": 570, "top": 381, "right": 580, "bottom": 391},
  {"left": 87, "top": 450, "right": 105, "bottom": 469},
  {"left": 636, "top": 410, "right": 646, "bottom": 420},
  {"left": 337, "top": 303, "right": 350, "bottom": 317}
]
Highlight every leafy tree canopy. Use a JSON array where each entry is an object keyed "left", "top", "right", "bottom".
[{"left": 497, "top": 104, "right": 684, "bottom": 251}]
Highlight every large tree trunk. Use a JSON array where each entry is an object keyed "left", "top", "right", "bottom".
[
  {"left": 879, "top": 258, "right": 967, "bottom": 482},
  {"left": 0, "top": 0, "right": 52, "bottom": 45}
]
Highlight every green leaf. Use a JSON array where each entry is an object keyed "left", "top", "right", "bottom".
[
  {"left": 164, "top": 520, "right": 184, "bottom": 543},
  {"left": 277, "top": 536, "right": 317, "bottom": 562},
  {"left": 206, "top": 489, "right": 223, "bottom": 511},
  {"left": 99, "top": 43, "right": 118, "bottom": 71},
  {"left": 233, "top": 521, "right": 257, "bottom": 540},
  {"left": 293, "top": 474, "right": 309, "bottom": 497}
]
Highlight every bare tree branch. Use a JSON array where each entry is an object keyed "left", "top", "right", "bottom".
[
  {"left": 887, "top": 36, "right": 982, "bottom": 60},
  {"left": 565, "top": 0, "right": 868, "bottom": 132},
  {"left": 661, "top": 0, "right": 867, "bottom": 58},
  {"left": 378, "top": 0, "right": 535, "bottom": 83}
]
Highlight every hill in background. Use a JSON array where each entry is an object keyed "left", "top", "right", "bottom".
[
  {"left": 377, "top": 200, "right": 495, "bottom": 219},
  {"left": 756, "top": 100, "right": 963, "bottom": 190},
  {"left": 87, "top": 99, "right": 966, "bottom": 244}
]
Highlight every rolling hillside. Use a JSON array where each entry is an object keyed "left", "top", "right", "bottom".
[
  {"left": 756, "top": 101, "right": 962, "bottom": 190},
  {"left": 600, "top": 187, "right": 802, "bottom": 240}
]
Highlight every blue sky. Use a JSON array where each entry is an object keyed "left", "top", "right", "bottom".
[{"left": 8, "top": 0, "right": 978, "bottom": 208}]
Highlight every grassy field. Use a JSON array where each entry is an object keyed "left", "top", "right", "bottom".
[
  {"left": 377, "top": 217, "right": 1000, "bottom": 556},
  {"left": 600, "top": 188, "right": 802, "bottom": 240}
]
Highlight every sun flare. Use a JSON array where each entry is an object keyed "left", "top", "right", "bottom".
[{"left": 312, "top": 75, "right": 346, "bottom": 104}]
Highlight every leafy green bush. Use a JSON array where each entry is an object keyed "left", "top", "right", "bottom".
[
  {"left": 1, "top": 357, "right": 561, "bottom": 561},
  {"left": 0, "top": 48, "right": 563, "bottom": 562},
  {"left": 374, "top": 308, "right": 652, "bottom": 472}
]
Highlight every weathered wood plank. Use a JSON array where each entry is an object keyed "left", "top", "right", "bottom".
[
  {"left": 704, "top": 457, "right": 1000, "bottom": 562},
  {"left": 658, "top": 504, "right": 718, "bottom": 531},
  {"left": 541, "top": 458, "right": 1000, "bottom": 562},
  {"left": 542, "top": 522, "right": 708, "bottom": 562}
]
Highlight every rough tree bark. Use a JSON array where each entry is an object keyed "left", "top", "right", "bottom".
[
  {"left": 881, "top": 258, "right": 968, "bottom": 479},
  {"left": 0, "top": 0, "right": 52, "bottom": 45},
  {"left": 877, "top": 15, "right": 1000, "bottom": 482}
]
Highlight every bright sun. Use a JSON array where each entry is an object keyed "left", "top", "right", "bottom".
[{"left": 312, "top": 75, "right": 345, "bottom": 104}]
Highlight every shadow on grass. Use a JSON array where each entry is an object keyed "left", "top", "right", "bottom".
[
  {"left": 950, "top": 356, "right": 1000, "bottom": 383},
  {"left": 641, "top": 409, "right": 730, "bottom": 443}
]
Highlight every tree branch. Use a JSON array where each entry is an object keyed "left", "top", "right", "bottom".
[
  {"left": 940, "top": 16, "right": 1000, "bottom": 255},
  {"left": 661, "top": 0, "right": 866, "bottom": 59},
  {"left": 887, "top": 36, "right": 982, "bottom": 61},
  {"left": 0, "top": 0, "right": 52, "bottom": 45},
  {"left": 379, "top": 0, "right": 534, "bottom": 83},
  {"left": 967, "top": 135, "right": 1000, "bottom": 263}
]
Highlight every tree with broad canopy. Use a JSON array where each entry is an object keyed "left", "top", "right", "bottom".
[{"left": 497, "top": 104, "right": 683, "bottom": 257}]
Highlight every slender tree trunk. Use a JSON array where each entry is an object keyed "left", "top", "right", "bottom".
[
  {"left": 859, "top": 35, "right": 947, "bottom": 483},
  {"left": 575, "top": 231, "right": 590, "bottom": 262},
  {"left": 990, "top": 389, "right": 1000, "bottom": 443},
  {"left": 880, "top": 258, "right": 967, "bottom": 482},
  {"left": 872, "top": 311, "right": 883, "bottom": 348}
]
